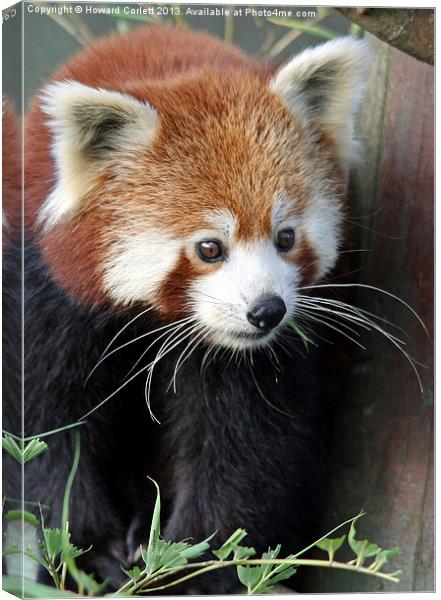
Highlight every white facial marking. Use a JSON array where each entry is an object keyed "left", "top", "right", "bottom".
[
  {"left": 190, "top": 240, "right": 300, "bottom": 349},
  {"left": 205, "top": 209, "right": 237, "bottom": 238},
  {"left": 302, "top": 191, "right": 342, "bottom": 279},
  {"left": 272, "top": 195, "right": 299, "bottom": 231},
  {"left": 103, "top": 228, "right": 180, "bottom": 306}
]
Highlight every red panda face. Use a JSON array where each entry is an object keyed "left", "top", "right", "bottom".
[{"left": 36, "top": 38, "right": 369, "bottom": 350}]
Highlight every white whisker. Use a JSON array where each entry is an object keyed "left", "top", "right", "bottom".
[
  {"left": 248, "top": 360, "right": 295, "bottom": 418},
  {"left": 295, "top": 290, "right": 425, "bottom": 392},
  {"left": 84, "top": 314, "right": 192, "bottom": 385},
  {"left": 295, "top": 308, "right": 367, "bottom": 350},
  {"left": 297, "top": 294, "right": 408, "bottom": 336},
  {"left": 79, "top": 362, "right": 151, "bottom": 421},
  {"left": 169, "top": 325, "right": 209, "bottom": 393},
  {"left": 144, "top": 322, "right": 203, "bottom": 416},
  {"left": 124, "top": 317, "right": 195, "bottom": 380},
  {"left": 298, "top": 283, "right": 427, "bottom": 334},
  {"left": 83, "top": 306, "right": 154, "bottom": 386}
]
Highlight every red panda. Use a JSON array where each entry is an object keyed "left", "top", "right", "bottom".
[{"left": 4, "top": 25, "right": 370, "bottom": 593}]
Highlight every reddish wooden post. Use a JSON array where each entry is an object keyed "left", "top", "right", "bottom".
[{"left": 302, "top": 36, "right": 434, "bottom": 592}]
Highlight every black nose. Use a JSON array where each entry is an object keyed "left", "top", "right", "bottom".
[{"left": 247, "top": 295, "right": 287, "bottom": 332}]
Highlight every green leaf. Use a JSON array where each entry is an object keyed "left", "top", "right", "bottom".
[
  {"left": 5, "top": 508, "right": 39, "bottom": 526},
  {"left": 377, "top": 548, "right": 401, "bottom": 562},
  {"left": 61, "top": 541, "right": 91, "bottom": 562},
  {"left": 140, "top": 530, "right": 215, "bottom": 578},
  {"left": 237, "top": 564, "right": 263, "bottom": 590},
  {"left": 140, "top": 539, "right": 182, "bottom": 573},
  {"left": 370, "top": 548, "right": 401, "bottom": 571},
  {"left": 213, "top": 528, "right": 248, "bottom": 560},
  {"left": 261, "top": 564, "right": 296, "bottom": 589},
  {"left": 348, "top": 520, "right": 381, "bottom": 565},
  {"left": 61, "top": 431, "right": 81, "bottom": 530},
  {"left": 2, "top": 423, "right": 85, "bottom": 465},
  {"left": 2, "top": 435, "right": 23, "bottom": 462},
  {"left": 2, "top": 575, "right": 76, "bottom": 597},
  {"left": 287, "top": 320, "right": 315, "bottom": 350},
  {"left": 316, "top": 534, "right": 346, "bottom": 560},
  {"left": 143, "top": 477, "right": 162, "bottom": 574},
  {"left": 23, "top": 438, "right": 49, "bottom": 462},
  {"left": 155, "top": 540, "right": 189, "bottom": 569},
  {"left": 41, "top": 527, "right": 71, "bottom": 563},
  {"left": 25, "top": 547, "right": 50, "bottom": 569},
  {"left": 3, "top": 435, "right": 48, "bottom": 464},
  {"left": 147, "top": 478, "right": 161, "bottom": 547},
  {"left": 180, "top": 532, "right": 216, "bottom": 560},
  {"left": 121, "top": 564, "right": 142, "bottom": 581},
  {"left": 232, "top": 545, "right": 256, "bottom": 560},
  {"left": 237, "top": 546, "right": 296, "bottom": 594}
]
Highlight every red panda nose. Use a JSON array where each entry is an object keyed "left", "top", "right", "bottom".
[{"left": 247, "top": 295, "right": 287, "bottom": 332}]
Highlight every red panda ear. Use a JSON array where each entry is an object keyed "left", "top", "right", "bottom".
[
  {"left": 269, "top": 37, "right": 372, "bottom": 164},
  {"left": 38, "top": 80, "right": 158, "bottom": 230}
]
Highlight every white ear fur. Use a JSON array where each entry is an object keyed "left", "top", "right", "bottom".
[
  {"left": 38, "top": 80, "right": 158, "bottom": 229},
  {"left": 269, "top": 37, "right": 372, "bottom": 163}
]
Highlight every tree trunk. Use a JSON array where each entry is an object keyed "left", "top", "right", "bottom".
[{"left": 302, "top": 34, "right": 434, "bottom": 593}]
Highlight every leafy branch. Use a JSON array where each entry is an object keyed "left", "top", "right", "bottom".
[
  {"left": 112, "top": 485, "right": 400, "bottom": 596},
  {"left": 3, "top": 428, "right": 105, "bottom": 597},
  {"left": 3, "top": 432, "right": 400, "bottom": 596}
]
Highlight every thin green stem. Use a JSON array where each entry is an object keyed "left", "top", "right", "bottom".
[
  {"left": 292, "top": 512, "right": 364, "bottom": 559},
  {"left": 112, "top": 556, "right": 399, "bottom": 595},
  {"left": 2, "top": 421, "right": 85, "bottom": 443},
  {"left": 60, "top": 561, "right": 68, "bottom": 591},
  {"left": 144, "top": 558, "right": 400, "bottom": 593},
  {"left": 61, "top": 432, "right": 81, "bottom": 531}
]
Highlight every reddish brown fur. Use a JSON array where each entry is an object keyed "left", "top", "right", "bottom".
[
  {"left": 291, "top": 235, "right": 319, "bottom": 286},
  {"left": 25, "top": 26, "right": 262, "bottom": 225},
  {"left": 157, "top": 251, "right": 199, "bottom": 318},
  {"left": 25, "top": 25, "right": 345, "bottom": 308},
  {"left": 3, "top": 100, "right": 21, "bottom": 244}
]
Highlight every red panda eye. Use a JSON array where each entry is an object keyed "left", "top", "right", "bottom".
[
  {"left": 197, "top": 240, "right": 224, "bottom": 262},
  {"left": 276, "top": 229, "right": 296, "bottom": 252}
]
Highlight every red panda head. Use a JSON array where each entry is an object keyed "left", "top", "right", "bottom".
[{"left": 36, "top": 37, "right": 370, "bottom": 350}]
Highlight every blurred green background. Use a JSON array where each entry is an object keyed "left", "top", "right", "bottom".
[{"left": 3, "top": 2, "right": 360, "bottom": 107}]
